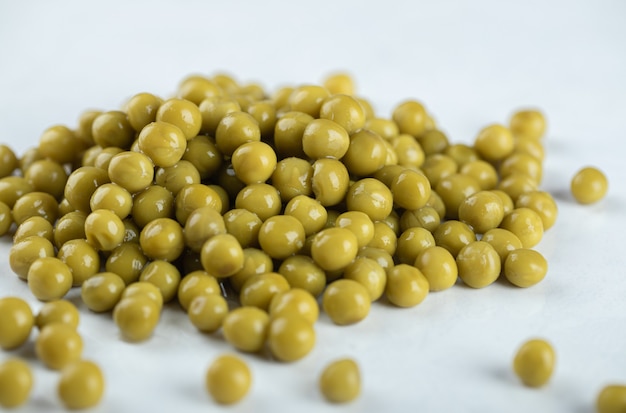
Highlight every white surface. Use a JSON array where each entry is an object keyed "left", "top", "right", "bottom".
[{"left": 1, "top": 0, "right": 625, "bottom": 412}]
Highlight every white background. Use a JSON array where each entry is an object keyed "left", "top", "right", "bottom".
[{"left": 1, "top": 1, "right": 625, "bottom": 412}]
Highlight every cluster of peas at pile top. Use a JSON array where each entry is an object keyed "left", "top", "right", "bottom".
[{"left": 0, "top": 71, "right": 617, "bottom": 409}]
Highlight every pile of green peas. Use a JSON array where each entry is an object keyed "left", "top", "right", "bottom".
[{"left": 0, "top": 71, "right": 616, "bottom": 409}]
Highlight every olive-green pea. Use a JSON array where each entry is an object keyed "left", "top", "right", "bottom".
[
  {"left": 12, "top": 191, "right": 59, "bottom": 225},
  {"left": 342, "top": 129, "right": 387, "bottom": 177},
  {"left": 399, "top": 206, "right": 440, "bottom": 233},
  {"left": 271, "top": 157, "right": 314, "bottom": 202},
  {"left": 131, "top": 185, "right": 174, "bottom": 228},
  {"left": 177, "top": 271, "right": 221, "bottom": 312},
  {"left": 222, "top": 306, "right": 269, "bottom": 353},
  {"left": 322, "top": 279, "right": 371, "bottom": 325},
  {"left": 137, "top": 121, "right": 187, "bottom": 167},
  {"left": 504, "top": 248, "right": 548, "bottom": 288},
  {"left": 273, "top": 111, "right": 313, "bottom": 158},
  {"left": 436, "top": 173, "right": 481, "bottom": 220},
  {"left": 175, "top": 183, "right": 223, "bottom": 225},
  {"left": 391, "top": 169, "right": 431, "bottom": 211},
  {"left": 288, "top": 85, "right": 330, "bottom": 118},
  {"left": 27, "top": 257, "right": 73, "bottom": 301},
  {"left": 81, "top": 272, "right": 126, "bottom": 312},
  {"left": 460, "top": 159, "right": 499, "bottom": 190},
  {"left": 0, "top": 144, "right": 18, "bottom": 178},
  {"left": 24, "top": 159, "right": 68, "bottom": 200},
  {"left": 343, "top": 257, "right": 387, "bottom": 301},
  {"left": 13, "top": 216, "right": 54, "bottom": 243},
  {"left": 84, "top": 209, "right": 125, "bottom": 251},
  {"left": 311, "top": 159, "right": 350, "bottom": 207},
  {"left": 182, "top": 135, "right": 223, "bottom": 180},
  {"left": 223, "top": 208, "right": 262, "bottom": 248},
  {"left": 35, "top": 323, "right": 83, "bottom": 370},
  {"left": 239, "top": 272, "right": 290, "bottom": 311},
  {"left": 458, "top": 190, "right": 505, "bottom": 234},
  {"left": 215, "top": 111, "right": 261, "bottom": 157},
  {"left": 0, "top": 176, "right": 34, "bottom": 208},
  {"left": 481, "top": 228, "right": 523, "bottom": 266},
  {"left": 113, "top": 295, "right": 160, "bottom": 342},
  {"left": 36, "top": 300, "right": 80, "bottom": 330},
  {"left": 201, "top": 233, "right": 245, "bottom": 278},
  {"left": 395, "top": 227, "right": 436, "bottom": 265},
  {"left": 0, "top": 358, "right": 33, "bottom": 408},
  {"left": 0, "top": 201, "right": 12, "bottom": 236},
  {"left": 456, "top": 241, "right": 501, "bottom": 288},
  {"left": 414, "top": 246, "right": 458, "bottom": 291},
  {"left": 120, "top": 281, "right": 164, "bottom": 310},
  {"left": 155, "top": 160, "right": 201, "bottom": 196},
  {"left": 499, "top": 207, "right": 544, "bottom": 248},
  {"left": 319, "top": 358, "right": 361, "bottom": 403},
  {"left": 139, "top": 260, "right": 181, "bottom": 303},
  {"left": 229, "top": 248, "right": 274, "bottom": 293},
  {"left": 345, "top": 178, "right": 393, "bottom": 222},
  {"left": 125, "top": 92, "right": 162, "bottom": 131},
  {"left": 311, "top": 227, "right": 359, "bottom": 272},
  {"left": 57, "top": 239, "right": 101, "bottom": 286},
  {"left": 385, "top": 264, "right": 429, "bottom": 308},
  {"left": 571, "top": 166, "right": 608, "bottom": 204},
  {"left": 284, "top": 195, "right": 327, "bottom": 237},
  {"left": 234, "top": 183, "right": 281, "bottom": 221},
  {"left": 10, "top": 235, "right": 55, "bottom": 280},
  {"left": 205, "top": 354, "right": 252, "bottom": 405},
  {"left": 139, "top": 217, "right": 184, "bottom": 262},
  {"left": 105, "top": 243, "right": 148, "bottom": 285},
  {"left": 596, "top": 385, "right": 626, "bottom": 413},
  {"left": 156, "top": 98, "right": 202, "bottom": 140},
  {"left": 39, "top": 125, "right": 83, "bottom": 164},
  {"left": 432, "top": 220, "right": 476, "bottom": 258},
  {"left": 58, "top": 360, "right": 105, "bottom": 410},
  {"left": 509, "top": 109, "right": 546, "bottom": 140},
  {"left": 474, "top": 124, "right": 514, "bottom": 161},
  {"left": 268, "top": 314, "right": 316, "bottom": 362},
  {"left": 513, "top": 338, "right": 555, "bottom": 387},
  {"left": 188, "top": 294, "right": 229, "bottom": 333},
  {"left": 92, "top": 110, "right": 135, "bottom": 149},
  {"left": 392, "top": 100, "right": 427, "bottom": 137},
  {"left": 278, "top": 255, "right": 327, "bottom": 297},
  {"left": 366, "top": 221, "right": 398, "bottom": 256},
  {"left": 258, "top": 215, "right": 305, "bottom": 259},
  {"left": 64, "top": 166, "right": 110, "bottom": 212},
  {"left": 0, "top": 297, "right": 34, "bottom": 350}
]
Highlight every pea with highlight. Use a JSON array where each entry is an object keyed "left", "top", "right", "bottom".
[
  {"left": 385, "top": 264, "right": 429, "bottom": 308},
  {"left": 205, "top": 354, "right": 252, "bottom": 405},
  {"left": 0, "top": 297, "right": 34, "bottom": 350},
  {"left": 322, "top": 279, "right": 371, "bottom": 325},
  {"left": 58, "top": 360, "right": 105, "bottom": 409},
  {"left": 571, "top": 166, "right": 608, "bottom": 204}
]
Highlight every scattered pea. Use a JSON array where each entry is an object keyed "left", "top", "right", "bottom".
[
  {"left": 205, "top": 354, "right": 252, "bottom": 405},
  {"left": 319, "top": 358, "right": 361, "bottom": 403},
  {"left": 512, "top": 338, "right": 555, "bottom": 387}
]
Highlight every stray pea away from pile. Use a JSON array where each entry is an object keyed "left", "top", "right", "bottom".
[{"left": 0, "top": 71, "right": 617, "bottom": 411}]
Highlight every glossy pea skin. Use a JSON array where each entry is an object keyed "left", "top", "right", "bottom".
[
  {"left": 513, "top": 339, "right": 555, "bottom": 387},
  {"left": 139, "top": 217, "right": 185, "bottom": 262},
  {"left": 201, "top": 233, "right": 245, "bottom": 279},
  {"left": 319, "top": 358, "right": 361, "bottom": 403},
  {"left": 58, "top": 360, "right": 105, "bottom": 410},
  {"left": 269, "top": 288, "right": 319, "bottom": 324},
  {"left": 504, "top": 248, "right": 548, "bottom": 288},
  {"left": 107, "top": 152, "right": 154, "bottom": 194},
  {"left": 458, "top": 190, "right": 505, "bottom": 234},
  {"left": 456, "top": 241, "right": 501, "bottom": 288},
  {"left": 322, "top": 279, "right": 371, "bottom": 325},
  {"left": 222, "top": 306, "right": 269, "bottom": 353},
  {"left": 278, "top": 255, "right": 327, "bottom": 297},
  {"left": 391, "top": 169, "right": 431, "bottom": 211},
  {"left": 84, "top": 209, "right": 125, "bottom": 251},
  {"left": 0, "top": 201, "right": 13, "bottom": 236},
  {"left": 36, "top": 300, "right": 80, "bottom": 330},
  {"left": 499, "top": 207, "right": 544, "bottom": 248},
  {"left": 177, "top": 271, "right": 221, "bottom": 312},
  {"left": 415, "top": 246, "right": 458, "bottom": 291},
  {"left": 311, "top": 228, "right": 359, "bottom": 272},
  {"left": 139, "top": 260, "right": 181, "bottom": 303},
  {"left": 205, "top": 355, "right": 252, "bottom": 405},
  {"left": 258, "top": 215, "right": 305, "bottom": 259},
  {"left": 9, "top": 234, "right": 54, "bottom": 280},
  {"left": 385, "top": 264, "right": 429, "bottom": 308},
  {"left": 268, "top": 314, "right": 316, "bottom": 362},
  {"left": 596, "top": 385, "right": 626, "bottom": 413},
  {"left": 35, "top": 323, "right": 83, "bottom": 370},
  {"left": 188, "top": 294, "right": 229, "bottom": 333},
  {"left": 0, "top": 358, "right": 33, "bottom": 408},
  {"left": 113, "top": 295, "right": 161, "bottom": 342},
  {"left": 12, "top": 191, "right": 58, "bottom": 226},
  {"left": 137, "top": 121, "right": 187, "bottom": 168},
  {"left": 81, "top": 272, "right": 126, "bottom": 312},
  {"left": 27, "top": 257, "right": 73, "bottom": 301},
  {"left": 0, "top": 297, "right": 34, "bottom": 350},
  {"left": 239, "top": 272, "right": 290, "bottom": 311},
  {"left": 571, "top": 166, "right": 608, "bottom": 204},
  {"left": 57, "top": 239, "right": 101, "bottom": 287}
]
